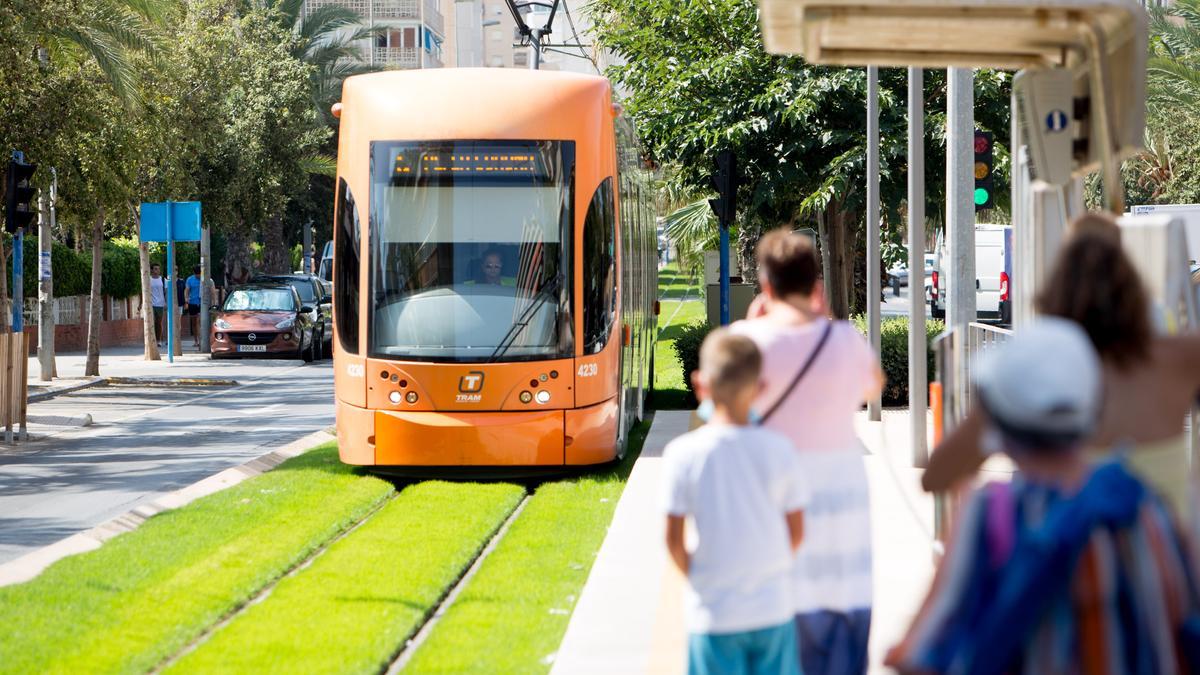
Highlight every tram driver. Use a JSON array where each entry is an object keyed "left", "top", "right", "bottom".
[{"left": 468, "top": 247, "right": 516, "bottom": 288}]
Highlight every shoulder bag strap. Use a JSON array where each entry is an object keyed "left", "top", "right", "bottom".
[{"left": 759, "top": 320, "right": 834, "bottom": 423}]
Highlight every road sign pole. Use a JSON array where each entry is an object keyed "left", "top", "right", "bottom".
[{"left": 165, "top": 204, "right": 175, "bottom": 364}]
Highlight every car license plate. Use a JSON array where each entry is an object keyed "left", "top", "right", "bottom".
[{"left": 238, "top": 345, "right": 267, "bottom": 352}]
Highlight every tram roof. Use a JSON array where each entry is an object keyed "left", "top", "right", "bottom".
[{"left": 338, "top": 68, "right": 614, "bottom": 141}]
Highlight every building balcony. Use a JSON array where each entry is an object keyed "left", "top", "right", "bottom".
[{"left": 374, "top": 46, "right": 420, "bottom": 68}]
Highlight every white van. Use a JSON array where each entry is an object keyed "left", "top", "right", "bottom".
[
  {"left": 317, "top": 241, "right": 333, "bottom": 283},
  {"left": 930, "top": 224, "right": 1013, "bottom": 324}
]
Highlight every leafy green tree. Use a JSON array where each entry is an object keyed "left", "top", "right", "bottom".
[{"left": 590, "top": 0, "right": 1010, "bottom": 316}]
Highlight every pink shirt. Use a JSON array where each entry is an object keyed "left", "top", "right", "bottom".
[{"left": 731, "top": 318, "right": 877, "bottom": 452}]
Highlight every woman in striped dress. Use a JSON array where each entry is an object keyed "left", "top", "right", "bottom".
[{"left": 731, "top": 229, "right": 884, "bottom": 675}]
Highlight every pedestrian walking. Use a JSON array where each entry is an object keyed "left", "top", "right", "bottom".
[
  {"left": 923, "top": 214, "right": 1200, "bottom": 521},
  {"left": 888, "top": 318, "right": 1200, "bottom": 675},
  {"left": 149, "top": 263, "right": 167, "bottom": 345},
  {"left": 662, "top": 329, "right": 808, "bottom": 675},
  {"left": 730, "top": 229, "right": 884, "bottom": 675},
  {"left": 185, "top": 265, "right": 202, "bottom": 348}
]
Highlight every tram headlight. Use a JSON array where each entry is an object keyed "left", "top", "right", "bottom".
[
  {"left": 389, "top": 391, "right": 402, "bottom": 404},
  {"left": 519, "top": 391, "right": 533, "bottom": 404},
  {"left": 535, "top": 390, "right": 551, "bottom": 405},
  {"left": 405, "top": 391, "right": 419, "bottom": 404}
]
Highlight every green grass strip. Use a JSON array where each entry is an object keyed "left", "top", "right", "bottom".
[
  {"left": 0, "top": 444, "right": 394, "bottom": 675},
  {"left": 655, "top": 296, "right": 705, "bottom": 409},
  {"left": 166, "top": 480, "right": 524, "bottom": 674},
  {"left": 402, "top": 422, "right": 650, "bottom": 674}
]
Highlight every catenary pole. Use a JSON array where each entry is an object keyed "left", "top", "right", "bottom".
[
  {"left": 908, "top": 67, "right": 928, "bottom": 467},
  {"left": 199, "top": 226, "right": 210, "bottom": 354},
  {"left": 946, "top": 68, "right": 976, "bottom": 330},
  {"left": 37, "top": 169, "right": 55, "bottom": 380},
  {"left": 866, "top": 66, "right": 882, "bottom": 421}
]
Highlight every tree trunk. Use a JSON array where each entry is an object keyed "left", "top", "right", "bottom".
[
  {"left": 822, "top": 202, "right": 851, "bottom": 319},
  {"left": 138, "top": 238, "right": 160, "bottom": 361},
  {"left": 0, "top": 232, "right": 9, "bottom": 333},
  {"left": 84, "top": 208, "right": 104, "bottom": 376},
  {"left": 225, "top": 227, "right": 254, "bottom": 285},
  {"left": 261, "top": 215, "right": 289, "bottom": 274}
]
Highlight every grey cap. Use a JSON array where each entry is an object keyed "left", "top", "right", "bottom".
[{"left": 974, "top": 317, "right": 1102, "bottom": 447}]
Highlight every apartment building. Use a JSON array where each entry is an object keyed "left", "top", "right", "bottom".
[{"left": 304, "top": 0, "right": 450, "bottom": 68}]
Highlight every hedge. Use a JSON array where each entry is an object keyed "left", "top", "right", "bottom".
[
  {"left": 672, "top": 315, "right": 946, "bottom": 408},
  {"left": 10, "top": 237, "right": 145, "bottom": 299},
  {"left": 851, "top": 315, "right": 945, "bottom": 407}
]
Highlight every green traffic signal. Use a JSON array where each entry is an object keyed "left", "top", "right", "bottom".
[{"left": 974, "top": 187, "right": 989, "bottom": 206}]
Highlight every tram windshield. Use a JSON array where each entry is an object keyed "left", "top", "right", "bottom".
[{"left": 369, "top": 140, "right": 574, "bottom": 361}]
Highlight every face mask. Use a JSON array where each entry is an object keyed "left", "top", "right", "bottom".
[{"left": 696, "top": 399, "right": 762, "bottom": 426}]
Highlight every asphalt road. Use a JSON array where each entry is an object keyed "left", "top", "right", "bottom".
[{"left": 0, "top": 358, "right": 334, "bottom": 565}]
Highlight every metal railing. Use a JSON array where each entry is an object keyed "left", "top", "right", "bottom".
[
  {"left": 374, "top": 47, "right": 420, "bottom": 68},
  {"left": 932, "top": 321, "right": 1014, "bottom": 544}
]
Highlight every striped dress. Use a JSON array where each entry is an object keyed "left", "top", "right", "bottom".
[{"left": 890, "top": 472, "right": 1200, "bottom": 675}]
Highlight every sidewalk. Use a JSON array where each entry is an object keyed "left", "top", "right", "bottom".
[{"left": 553, "top": 408, "right": 1014, "bottom": 674}]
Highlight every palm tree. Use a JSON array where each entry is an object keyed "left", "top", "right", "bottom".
[
  {"left": 1148, "top": 0, "right": 1200, "bottom": 109},
  {"left": 244, "top": 0, "right": 381, "bottom": 122},
  {"left": 16, "top": 0, "right": 173, "bottom": 109}
]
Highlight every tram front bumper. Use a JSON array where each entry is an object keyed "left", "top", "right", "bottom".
[{"left": 373, "top": 409, "right": 565, "bottom": 466}]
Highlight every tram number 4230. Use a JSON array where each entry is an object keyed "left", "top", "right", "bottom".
[{"left": 577, "top": 363, "right": 598, "bottom": 378}]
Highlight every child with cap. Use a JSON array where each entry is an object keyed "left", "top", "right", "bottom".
[
  {"left": 888, "top": 317, "right": 1200, "bottom": 675},
  {"left": 662, "top": 328, "right": 808, "bottom": 675}
]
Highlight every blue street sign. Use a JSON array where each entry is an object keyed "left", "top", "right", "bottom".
[
  {"left": 140, "top": 201, "right": 201, "bottom": 242},
  {"left": 139, "top": 201, "right": 202, "bottom": 363},
  {"left": 1045, "top": 109, "right": 1069, "bottom": 133}
]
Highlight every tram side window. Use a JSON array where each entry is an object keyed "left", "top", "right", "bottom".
[
  {"left": 335, "top": 178, "right": 360, "bottom": 353},
  {"left": 583, "top": 178, "right": 616, "bottom": 353}
]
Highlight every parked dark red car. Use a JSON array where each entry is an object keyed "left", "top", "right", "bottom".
[{"left": 210, "top": 285, "right": 318, "bottom": 361}]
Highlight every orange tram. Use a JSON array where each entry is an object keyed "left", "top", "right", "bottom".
[{"left": 331, "top": 69, "right": 658, "bottom": 475}]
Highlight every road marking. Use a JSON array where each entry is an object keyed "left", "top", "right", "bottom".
[
  {"left": 239, "top": 403, "right": 284, "bottom": 417},
  {"left": 105, "top": 363, "right": 315, "bottom": 426}
]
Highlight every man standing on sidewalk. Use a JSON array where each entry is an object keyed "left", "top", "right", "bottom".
[
  {"left": 149, "top": 263, "right": 167, "bottom": 346},
  {"left": 185, "top": 265, "right": 202, "bottom": 349}
]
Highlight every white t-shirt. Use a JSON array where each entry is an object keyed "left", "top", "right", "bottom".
[
  {"left": 661, "top": 423, "right": 809, "bottom": 634},
  {"left": 149, "top": 276, "right": 166, "bottom": 308}
]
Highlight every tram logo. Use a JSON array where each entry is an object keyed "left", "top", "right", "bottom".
[{"left": 459, "top": 372, "right": 485, "bottom": 393}]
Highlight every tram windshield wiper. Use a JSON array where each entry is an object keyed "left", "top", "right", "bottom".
[{"left": 488, "top": 275, "right": 561, "bottom": 362}]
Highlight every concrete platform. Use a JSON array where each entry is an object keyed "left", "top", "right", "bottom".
[{"left": 551, "top": 408, "right": 1013, "bottom": 674}]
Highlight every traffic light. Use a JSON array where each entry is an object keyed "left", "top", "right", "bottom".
[
  {"left": 974, "top": 130, "right": 994, "bottom": 212},
  {"left": 5, "top": 157, "right": 37, "bottom": 234},
  {"left": 708, "top": 149, "right": 737, "bottom": 225}
]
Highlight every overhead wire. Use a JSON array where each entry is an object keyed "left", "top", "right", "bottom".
[{"left": 562, "top": 1, "right": 602, "bottom": 75}]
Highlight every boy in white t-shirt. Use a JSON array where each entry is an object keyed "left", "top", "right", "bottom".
[{"left": 662, "top": 329, "right": 808, "bottom": 675}]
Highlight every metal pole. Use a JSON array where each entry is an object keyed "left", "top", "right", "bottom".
[
  {"left": 719, "top": 223, "right": 730, "bottom": 325},
  {"left": 200, "top": 226, "right": 210, "bottom": 354},
  {"left": 866, "top": 65, "right": 882, "bottom": 421},
  {"left": 946, "top": 67, "right": 976, "bottom": 331},
  {"left": 165, "top": 205, "right": 175, "bottom": 364},
  {"left": 303, "top": 218, "right": 313, "bottom": 274},
  {"left": 12, "top": 228, "right": 22, "bottom": 334},
  {"left": 529, "top": 28, "right": 542, "bottom": 69},
  {"left": 908, "top": 67, "right": 928, "bottom": 467},
  {"left": 37, "top": 169, "right": 54, "bottom": 381}
]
